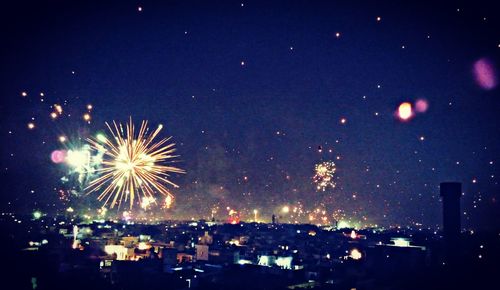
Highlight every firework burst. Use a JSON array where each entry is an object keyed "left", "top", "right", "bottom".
[
  {"left": 86, "top": 118, "right": 185, "bottom": 210},
  {"left": 313, "top": 161, "right": 336, "bottom": 191}
]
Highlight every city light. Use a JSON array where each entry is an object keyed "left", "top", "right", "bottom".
[
  {"left": 392, "top": 237, "right": 411, "bottom": 247},
  {"left": 337, "top": 220, "right": 350, "bottom": 229},
  {"left": 32, "top": 211, "right": 42, "bottom": 220},
  {"left": 350, "top": 249, "right": 362, "bottom": 260}
]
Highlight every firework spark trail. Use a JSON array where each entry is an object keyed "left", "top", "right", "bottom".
[
  {"left": 313, "top": 161, "right": 336, "bottom": 191},
  {"left": 86, "top": 118, "right": 185, "bottom": 210}
]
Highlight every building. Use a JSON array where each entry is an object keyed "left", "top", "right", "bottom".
[
  {"left": 440, "top": 182, "right": 462, "bottom": 266},
  {"left": 104, "top": 245, "right": 134, "bottom": 261},
  {"left": 196, "top": 244, "right": 209, "bottom": 261}
]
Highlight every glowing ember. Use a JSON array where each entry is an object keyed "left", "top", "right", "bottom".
[
  {"left": 83, "top": 113, "right": 91, "bottom": 122},
  {"left": 397, "top": 102, "right": 413, "bottom": 121}
]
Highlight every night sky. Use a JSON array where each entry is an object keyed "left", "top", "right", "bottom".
[{"left": 1, "top": 0, "right": 499, "bottom": 230}]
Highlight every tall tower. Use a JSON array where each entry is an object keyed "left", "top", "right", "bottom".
[{"left": 440, "top": 182, "right": 462, "bottom": 265}]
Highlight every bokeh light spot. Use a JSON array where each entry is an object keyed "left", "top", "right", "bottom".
[
  {"left": 473, "top": 58, "right": 497, "bottom": 90},
  {"left": 50, "top": 150, "right": 66, "bottom": 164},
  {"left": 414, "top": 99, "right": 429, "bottom": 113},
  {"left": 397, "top": 102, "right": 413, "bottom": 121}
]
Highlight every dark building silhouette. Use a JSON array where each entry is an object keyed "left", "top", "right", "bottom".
[{"left": 440, "top": 182, "right": 462, "bottom": 266}]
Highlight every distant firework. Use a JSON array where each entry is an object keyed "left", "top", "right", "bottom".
[
  {"left": 313, "top": 161, "right": 336, "bottom": 191},
  {"left": 58, "top": 144, "right": 105, "bottom": 188},
  {"left": 86, "top": 118, "right": 185, "bottom": 210}
]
